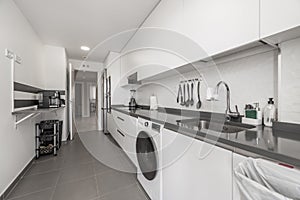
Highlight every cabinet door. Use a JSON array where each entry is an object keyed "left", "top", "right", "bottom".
[
  {"left": 162, "top": 128, "right": 233, "bottom": 200},
  {"left": 112, "top": 110, "right": 138, "bottom": 165},
  {"left": 260, "top": 0, "right": 300, "bottom": 38},
  {"left": 142, "top": 0, "right": 183, "bottom": 32},
  {"left": 106, "top": 52, "right": 128, "bottom": 105},
  {"left": 183, "top": 0, "right": 259, "bottom": 58},
  {"left": 232, "top": 153, "right": 248, "bottom": 200},
  {"left": 121, "top": 0, "right": 190, "bottom": 81},
  {"left": 106, "top": 52, "right": 121, "bottom": 103},
  {"left": 107, "top": 112, "right": 119, "bottom": 143}
]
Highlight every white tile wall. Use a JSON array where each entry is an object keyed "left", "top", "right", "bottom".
[
  {"left": 136, "top": 50, "right": 277, "bottom": 115},
  {"left": 280, "top": 37, "right": 300, "bottom": 124}
]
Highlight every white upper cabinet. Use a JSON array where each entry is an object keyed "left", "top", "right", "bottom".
[
  {"left": 121, "top": 0, "right": 192, "bottom": 80},
  {"left": 105, "top": 52, "right": 128, "bottom": 105},
  {"left": 122, "top": 0, "right": 261, "bottom": 80},
  {"left": 260, "top": 0, "right": 300, "bottom": 39},
  {"left": 183, "top": 0, "right": 260, "bottom": 58},
  {"left": 142, "top": 0, "right": 184, "bottom": 32},
  {"left": 106, "top": 52, "right": 121, "bottom": 92}
]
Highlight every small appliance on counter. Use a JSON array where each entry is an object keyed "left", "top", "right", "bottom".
[
  {"left": 129, "top": 89, "right": 137, "bottom": 110},
  {"left": 150, "top": 94, "right": 158, "bottom": 110},
  {"left": 39, "top": 91, "right": 62, "bottom": 108}
]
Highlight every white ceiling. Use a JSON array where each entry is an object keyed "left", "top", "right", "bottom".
[{"left": 14, "top": 0, "right": 160, "bottom": 62}]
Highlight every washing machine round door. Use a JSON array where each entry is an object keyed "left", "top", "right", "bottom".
[{"left": 136, "top": 131, "right": 157, "bottom": 181}]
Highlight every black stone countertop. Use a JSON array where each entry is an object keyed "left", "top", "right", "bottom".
[{"left": 112, "top": 105, "right": 300, "bottom": 168}]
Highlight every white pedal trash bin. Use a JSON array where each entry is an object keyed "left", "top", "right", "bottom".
[{"left": 234, "top": 158, "right": 300, "bottom": 200}]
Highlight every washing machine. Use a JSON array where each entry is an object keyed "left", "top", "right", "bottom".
[{"left": 136, "top": 117, "right": 162, "bottom": 200}]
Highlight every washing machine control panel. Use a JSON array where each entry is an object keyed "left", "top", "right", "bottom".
[{"left": 152, "top": 123, "right": 161, "bottom": 133}]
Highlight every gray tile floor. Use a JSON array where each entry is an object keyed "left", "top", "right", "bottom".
[{"left": 5, "top": 132, "right": 149, "bottom": 200}]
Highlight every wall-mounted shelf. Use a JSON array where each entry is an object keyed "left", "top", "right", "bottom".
[{"left": 12, "top": 106, "right": 65, "bottom": 128}]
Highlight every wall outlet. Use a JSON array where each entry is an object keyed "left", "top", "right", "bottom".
[
  {"left": 5, "top": 49, "right": 14, "bottom": 59},
  {"left": 14, "top": 55, "right": 22, "bottom": 64}
]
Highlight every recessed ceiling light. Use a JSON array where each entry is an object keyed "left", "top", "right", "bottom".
[{"left": 80, "top": 46, "right": 90, "bottom": 51}]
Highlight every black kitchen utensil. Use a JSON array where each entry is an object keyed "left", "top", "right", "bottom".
[
  {"left": 181, "top": 83, "right": 186, "bottom": 106},
  {"left": 177, "top": 84, "right": 182, "bottom": 103},
  {"left": 186, "top": 82, "right": 190, "bottom": 107},
  {"left": 190, "top": 82, "right": 194, "bottom": 106},
  {"left": 196, "top": 80, "right": 202, "bottom": 109}
]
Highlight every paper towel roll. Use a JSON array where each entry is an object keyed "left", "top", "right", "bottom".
[{"left": 150, "top": 95, "right": 158, "bottom": 110}]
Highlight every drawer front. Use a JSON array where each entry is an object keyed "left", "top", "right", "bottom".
[
  {"left": 112, "top": 110, "right": 137, "bottom": 138},
  {"left": 112, "top": 110, "right": 138, "bottom": 165},
  {"left": 108, "top": 113, "right": 124, "bottom": 147}
]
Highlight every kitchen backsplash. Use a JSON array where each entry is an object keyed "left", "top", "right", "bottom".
[
  {"left": 280, "top": 37, "right": 300, "bottom": 124},
  {"left": 136, "top": 49, "right": 277, "bottom": 115}
]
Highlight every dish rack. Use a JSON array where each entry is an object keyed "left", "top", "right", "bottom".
[{"left": 35, "top": 120, "right": 62, "bottom": 158}]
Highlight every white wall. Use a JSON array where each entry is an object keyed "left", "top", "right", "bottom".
[
  {"left": 41, "top": 45, "right": 68, "bottom": 141},
  {"left": 43, "top": 45, "right": 67, "bottom": 90},
  {"left": 279, "top": 37, "right": 300, "bottom": 124},
  {"left": 0, "top": 0, "right": 44, "bottom": 196},
  {"left": 136, "top": 50, "right": 277, "bottom": 114}
]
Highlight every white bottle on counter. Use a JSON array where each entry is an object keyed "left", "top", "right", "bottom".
[
  {"left": 254, "top": 102, "right": 262, "bottom": 120},
  {"left": 263, "top": 98, "right": 276, "bottom": 127}
]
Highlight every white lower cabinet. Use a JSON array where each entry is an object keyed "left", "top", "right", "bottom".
[
  {"left": 107, "top": 112, "right": 123, "bottom": 146},
  {"left": 110, "top": 110, "right": 138, "bottom": 166},
  {"left": 232, "top": 153, "right": 248, "bottom": 200},
  {"left": 162, "top": 128, "right": 233, "bottom": 200}
]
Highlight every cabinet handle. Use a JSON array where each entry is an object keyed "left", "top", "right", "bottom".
[
  {"left": 117, "top": 116, "right": 124, "bottom": 121},
  {"left": 117, "top": 129, "right": 125, "bottom": 137}
]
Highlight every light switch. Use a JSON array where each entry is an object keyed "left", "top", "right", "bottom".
[
  {"left": 5, "top": 49, "right": 14, "bottom": 59},
  {"left": 14, "top": 55, "right": 22, "bottom": 64}
]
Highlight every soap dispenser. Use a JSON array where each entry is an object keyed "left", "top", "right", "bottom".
[{"left": 263, "top": 98, "right": 276, "bottom": 127}]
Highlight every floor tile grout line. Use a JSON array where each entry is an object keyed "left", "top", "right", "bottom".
[
  {"left": 49, "top": 168, "right": 62, "bottom": 200},
  {"left": 5, "top": 187, "right": 54, "bottom": 200},
  {"left": 56, "top": 173, "right": 96, "bottom": 186},
  {"left": 93, "top": 163, "right": 101, "bottom": 198},
  {"left": 24, "top": 159, "right": 95, "bottom": 178},
  {"left": 98, "top": 181, "right": 138, "bottom": 199}
]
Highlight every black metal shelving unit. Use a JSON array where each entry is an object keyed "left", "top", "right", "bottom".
[{"left": 35, "top": 120, "right": 62, "bottom": 159}]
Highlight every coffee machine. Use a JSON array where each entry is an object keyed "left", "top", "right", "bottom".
[
  {"left": 129, "top": 89, "right": 137, "bottom": 110},
  {"left": 39, "top": 91, "right": 62, "bottom": 108}
]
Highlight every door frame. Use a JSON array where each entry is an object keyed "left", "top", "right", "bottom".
[{"left": 75, "top": 82, "right": 84, "bottom": 117}]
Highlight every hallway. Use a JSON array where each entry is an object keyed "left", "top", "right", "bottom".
[
  {"left": 5, "top": 127, "right": 148, "bottom": 200},
  {"left": 74, "top": 115, "right": 99, "bottom": 133}
]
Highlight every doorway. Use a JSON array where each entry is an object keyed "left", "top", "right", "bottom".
[{"left": 74, "top": 70, "right": 99, "bottom": 132}]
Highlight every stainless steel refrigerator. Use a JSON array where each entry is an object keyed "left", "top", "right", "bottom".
[{"left": 101, "top": 69, "right": 111, "bottom": 134}]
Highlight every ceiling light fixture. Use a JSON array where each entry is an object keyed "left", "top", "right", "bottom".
[{"left": 80, "top": 46, "right": 90, "bottom": 51}]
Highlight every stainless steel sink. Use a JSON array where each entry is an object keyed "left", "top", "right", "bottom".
[{"left": 177, "top": 118, "right": 255, "bottom": 134}]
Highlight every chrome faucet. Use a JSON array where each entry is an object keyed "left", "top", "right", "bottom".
[{"left": 214, "top": 81, "right": 240, "bottom": 121}]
